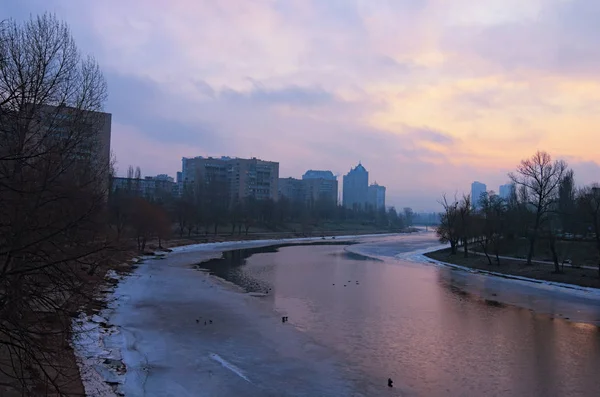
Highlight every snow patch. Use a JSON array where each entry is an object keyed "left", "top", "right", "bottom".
[
  {"left": 71, "top": 313, "right": 123, "bottom": 397},
  {"left": 248, "top": 292, "right": 268, "bottom": 297},
  {"left": 170, "top": 233, "right": 401, "bottom": 254}
]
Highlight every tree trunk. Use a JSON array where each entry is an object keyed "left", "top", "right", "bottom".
[
  {"left": 527, "top": 212, "right": 542, "bottom": 265},
  {"left": 463, "top": 237, "right": 469, "bottom": 258},
  {"left": 479, "top": 240, "right": 492, "bottom": 266},
  {"left": 595, "top": 239, "right": 600, "bottom": 279},
  {"left": 549, "top": 235, "right": 560, "bottom": 273},
  {"left": 117, "top": 222, "right": 124, "bottom": 240},
  {"left": 526, "top": 235, "right": 536, "bottom": 266},
  {"left": 158, "top": 236, "right": 163, "bottom": 249},
  {"left": 594, "top": 220, "right": 600, "bottom": 279},
  {"left": 450, "top": 240, "right": 457, "bottom": 255},
  {"left": 493, "top": 242, "right": 500, "bottom": 265}
]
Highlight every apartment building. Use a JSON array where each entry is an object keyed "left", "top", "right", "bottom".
[
  {"left": 302, "top": 170, "right": 338, "bottom": 203},
  {"left": 181, "top": 156, "right": 279, "bottom": 203},
  {"left": 278, "top": 177, "right": 306, "bottom": 203},
  {"left": 368, "top": 183, "right": 386, "bottom": 210},
  {"left": 0, "top": 104, "right": 112, "bottom": 196},
  {"left": 111, "top": 174, "right": 176, "bottom": 201},
  {"left": 303, "top": 178, "right": 338, "bottom": 204},
  {"left": 279, "top": 169, "right": 338, "bottom": 204}
]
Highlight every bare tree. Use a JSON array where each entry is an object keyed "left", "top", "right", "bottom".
[
  {"left": 0, "top": 14, "right": 114, "bottom": 394},
  {"left": 558, "top": 170, "right": 576, "bottom": 234},
  {"left": 174, "top": 193, "right": 194, "bottom": 238},
  {"left": 457, "top": 195, "right": 472, "bottom": 258},
  {"left": 509, "top": 151, "right": 567, "bottom": 265},
  {"left": 542, "top": 209, "right": 562, "bottom": 273},
  {"left": 541, "top": 171, "right": 576, "bottom": 273},
  {"left": 153, "top": 204, "right": 172, "bottom": 249},
  {"left": 129, "top": 199, "right": 171, "bottom": 250},
  {"left": 403, "top": 207, "right": 414, "bottom": 227},
  {"left": 475, "top": 192, "right": 506, "bottom": 265},
  {"left": 230, "top": 201, "right": 243, "bottom": 236},
  {"left": 134, "top": 166, "right": 142, "bottom": 194},
  {"left": 437, "top": 194, "right": 460, "bottom": 254},
  {"left": 577, "top": 185, "right": 600, "bottom": 278}
]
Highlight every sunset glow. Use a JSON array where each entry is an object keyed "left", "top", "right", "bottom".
[{"left": 4, "top": 0, "right": 599, "bottom": 209}]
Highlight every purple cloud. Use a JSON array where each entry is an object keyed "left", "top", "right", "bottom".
[
  {"left": 3, "top": 0, "right": 600, "bottom": 212},
  {"left": 220, "top": 83, "right": 335, "bottom": 107}
]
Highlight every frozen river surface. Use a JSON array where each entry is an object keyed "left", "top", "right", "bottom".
[{"left": 78, "top": 233, "right": 600, "bottom": 396}]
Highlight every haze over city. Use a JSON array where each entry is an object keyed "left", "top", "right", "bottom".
[{"left": 4, "top": 0, "right": 600, "bottom": 211}]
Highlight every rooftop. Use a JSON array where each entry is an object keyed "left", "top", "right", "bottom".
[{"left": 302, "top": 170, "right": 336, "bottom": 180}]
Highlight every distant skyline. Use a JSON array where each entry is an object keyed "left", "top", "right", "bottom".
[{"left": 3, "top": 1, "right": 600, "bottom": 211}]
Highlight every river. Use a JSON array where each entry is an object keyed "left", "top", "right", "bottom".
[{"left": 198, "top": 232, "right": 600, "bottom": 397}]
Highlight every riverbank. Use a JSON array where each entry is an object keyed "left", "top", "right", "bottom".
[
  {"left": 469, "top": 237, "right": 600, "bottom": 269},
  {"left": 150, "top": 227, "right": 418, "bottom": 252},
  {"left": 70, "top": 235, "right": 388, "bottom": 396},
  {"left": 425, "top": 248, "right": 600, "bottom": 289}
]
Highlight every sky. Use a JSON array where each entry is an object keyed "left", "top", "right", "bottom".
[{"left": 3, "top": 0, "right": 600, "bottom": 211}]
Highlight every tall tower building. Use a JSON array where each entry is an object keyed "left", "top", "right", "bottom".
[
  {"left": 471, "top": 181, "right": 487, "bottom": 209},
  {"left": 499, "top": 183, "right": 515, "bottom": 200},
  {"left": 343, "top": 163, "right": 369, "bottom": 210}
]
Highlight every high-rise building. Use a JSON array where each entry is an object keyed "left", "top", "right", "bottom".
[
  {"left": 301, "top": 170, "right": 338, "bottom": 204},
  {"left": 279, "top": 170, "right": 338, "bottom": 205},
  {"left": 368, "top": 183, "right": 386, "bottom": 210},
  {"left": 471, "top": 181, "right": 487, "bottom": 209},
  {"left": 278, "top": 177, "right": 305, "bottom": 203},
  {"left": 181, "top": 156, "right": 279, "bottom": 203},
  {"left": 230, "top": 157, "right": 279, "bottom": 202},
  {"left": 499, "top": 183, "right": 515, "bottom": 200},
  {"left": 25, "top": 105, "right": 112, "bottom": 193},
  {"left": 181, "top": 156, "right": 231, "bottom": 185},
  {"left": 343, "top": 163, "right": 369, "bottom": 210},
  {"left": 304, "top": 178, "right": 338, "bottom": 204}
]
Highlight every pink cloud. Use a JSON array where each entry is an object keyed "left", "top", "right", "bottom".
[{"left": 5, "top": 0, "right": 600, "bottom": 211}]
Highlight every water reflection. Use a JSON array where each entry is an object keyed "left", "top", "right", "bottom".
[
  {"left": 197, "top": 238, "right": 600, "bottom": 396},
  {"left": 197, "top": 241, "right": 354, "bottom": 294}
]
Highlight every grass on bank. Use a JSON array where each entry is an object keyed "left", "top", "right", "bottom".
[
  {"left": 426, "top": 245, "right": 600, "bottom": 289},
  {"left": 468, "top": 237, "right": 600, "bottom": 269}
]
